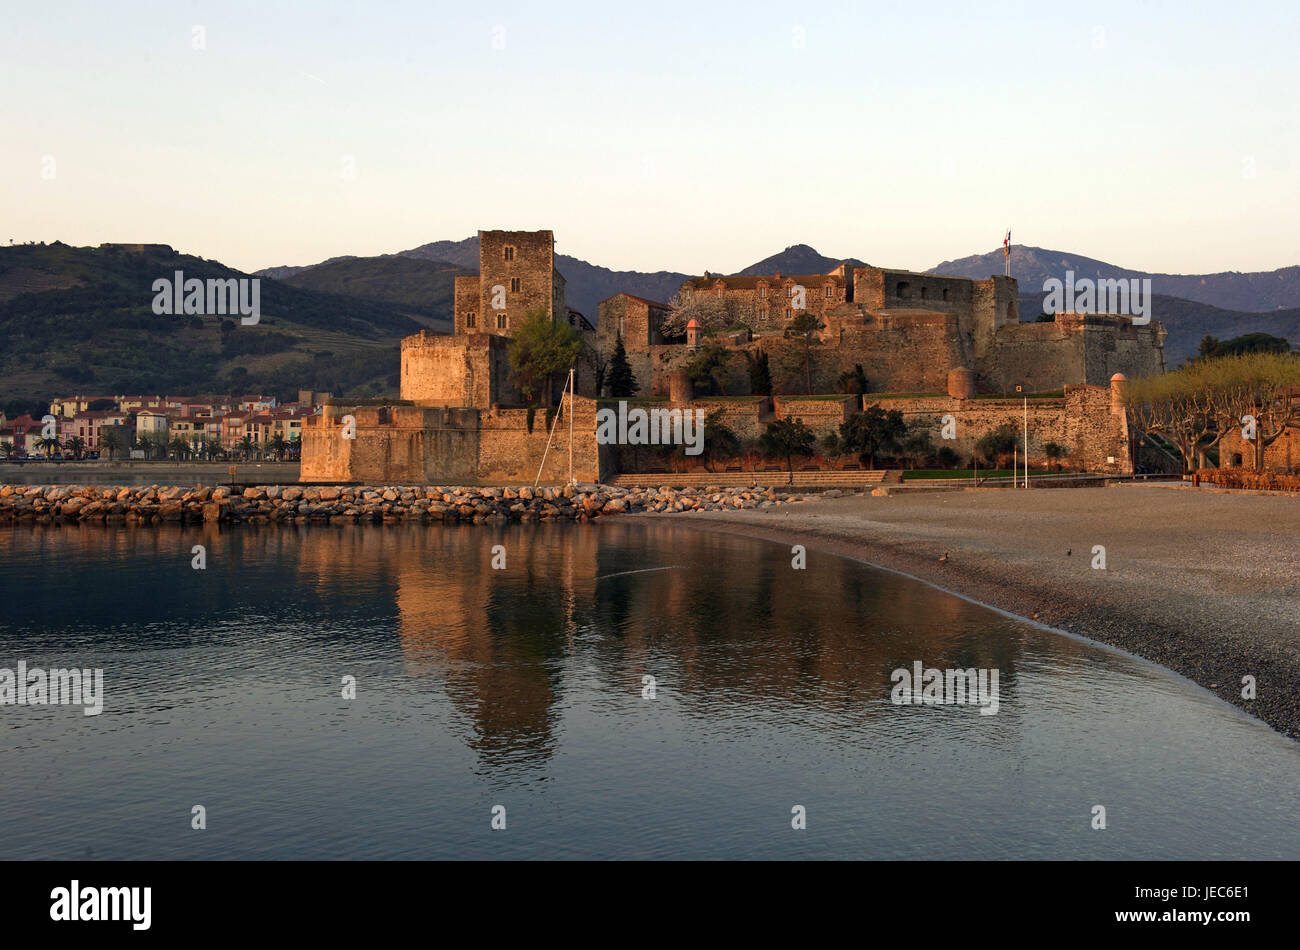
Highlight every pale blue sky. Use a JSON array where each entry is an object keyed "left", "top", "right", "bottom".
[{"left": 2, "top": 0, "right": 1296, "bottom": 275}]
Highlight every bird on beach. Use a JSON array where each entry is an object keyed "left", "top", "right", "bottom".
[{"left": 939, "top": 552, "right": 949, "bottom": 563}]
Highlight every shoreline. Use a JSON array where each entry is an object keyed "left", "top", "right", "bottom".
[
  {"left": 651, "top": 484, "right": 1300, "bottom": 743},
  {"left": 5, "top": 479, "right": 1297, "bottom": 741}
]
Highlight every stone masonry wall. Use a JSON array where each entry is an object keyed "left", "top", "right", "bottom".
[{"left": 301, "top": 397, "right": 600, "bottom": 484}]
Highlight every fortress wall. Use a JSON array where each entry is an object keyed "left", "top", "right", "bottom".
[
  {"left": 476, "top": 395, "right": 600, "bottom": 482},
  {"left": 873, "top": 395, "right": 1071, "bottom": 466},
  {"left": 300, "top": 399, "right": 599, "bottom": 485},
  {"left": 1064, "top": 385, "right": 1130, "bottom": 473},
  {"left": 1082, "top": 323, "right": 1166, "bottom": 383},
  {"left": 987, "top": 322, "right": 1086, "bottom": 392},
  {"left": 401, "top": 332, "right": 522, "bottom": 408},
  {"left": 863, "top": 389, "right": 1129, "bottom": 472},
  {"left": 773, "top": 396, "right": 857, "bottom": 435}
]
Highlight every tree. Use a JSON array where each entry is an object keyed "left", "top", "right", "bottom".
[
  {"left": 1124, "top": 354, "right": 1300, "bottom": 473},
  {"left": 507, "top": 307, "right": 582, "bottom": 408},
  {"left": 0, "top": 440, "right": 14, "bottom": 458},
  {"left": 936, "top": 445, "right": 962, "bottom": 469},
  {"left": 975, "top": 423, "right": 1019, "bottom": 467},
  {"left": 835, "top": 363, "right": 869, "bottom": 395},
  {"left": 1043, "top": 442, "right": 1069, "bottom": 470},
  {"left": 168, "top": 437, "right": 190, "bottom": 459},
  {"left": 36, "top": 434, "right": 62, "bottom": 459},
  {"left": 659, "top": 291, "right": 741, "bottom": 338},
  {"left": 685, "top": 344, "right": 734, "bottom": 396},
  {"left": 238, "top": 434, "right": 256, "bottom": 460},
  {"left": 606, "top": 334, "right": 638, "bottom": 397},
  {"left": 88, "top": 398, "right": 116, "bottom": 411},
  {"left": 684, "top": 408, "right": 741, "bottom": 473},
  {"left": 902, "top": 429, "right": 935, "bottom": 468},
  {"left": 783, "top": 313, "right": 825, "bottom": 395},
  {"left": 269, "top": 433, "right": 288, "bottom": 461},
  {"left": 747, "top": 349, "right": 772, "bottom": 396},
  {"left": 759, "top": 417, "right": 816, "bottom": 484},
  {"left": 63, "top": 435, "right": 87, "bottom": 460},
  {"left": 581, "top": 336, "right": 611, "bottom": 397},
  {"left": 99, "top": 428, "right": 123, "bottom": 460},
  {"left": 835, "top": 404, "right": 907, "bottom": 469}
]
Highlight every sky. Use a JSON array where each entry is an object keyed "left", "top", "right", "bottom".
[{"left": 2, "top": 0, "right": 1297, "bottom": 276}]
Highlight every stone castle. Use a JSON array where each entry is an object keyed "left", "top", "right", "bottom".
[
  {"left": 600, "top": 263, "right": 1165, "bottom": 398},
  {"left": 302, "top": 229, "right": 1160, "bottom": 483}
]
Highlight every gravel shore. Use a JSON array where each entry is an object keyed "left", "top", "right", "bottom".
[{"left": 666, "top": 484, "right": 1300, "bottom": 740}]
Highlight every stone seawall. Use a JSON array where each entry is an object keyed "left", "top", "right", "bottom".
[{"left": 0, "top": 483, "right": 809, "bottom": 525}]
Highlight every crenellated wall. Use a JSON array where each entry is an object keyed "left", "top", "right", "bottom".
[{"left": 300, "top": 398, "right": 601, "bottom": 484}]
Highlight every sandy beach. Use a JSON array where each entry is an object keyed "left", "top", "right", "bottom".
[{"left": 670, "top": 483, "right": 1300, "bottom": 740}]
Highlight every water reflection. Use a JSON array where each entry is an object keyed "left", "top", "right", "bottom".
[{"left": 0, "top": 521, "right": 1297, "bottom": 859}]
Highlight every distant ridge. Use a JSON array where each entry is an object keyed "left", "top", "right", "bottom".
[
  {"left": 732, "top": 244, "right": 868, "bottom": 277},
  {"left": 932, "top": 245, "right": 1300, "bottom": 313}
]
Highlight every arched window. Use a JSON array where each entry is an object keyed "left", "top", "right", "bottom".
[{"left": 896, "top": 281, "right": 911, "bottom": 299}]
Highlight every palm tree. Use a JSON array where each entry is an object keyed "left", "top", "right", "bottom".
[
  {"left": 99, "top": 428, "right": 123, "bottom": 460},
  {"left": 137, "top": 433, "right": 155, "bottom": 459},
  {"left": 35, "top": 435, "right": 62, "bottom": 459},
  {"left": 269, "top": 432, "right": 287, "bottom": 461},
  {"left": 0, "top": 439, "right": 14, "bottom": 458},
  {"left": 169, "top": 437, "right": 190, "bottom": 460},
  {"left": 238, "top": 434, "right": 256, "bottom": 460},
  {"left": 63, "top": 435, "right": 87, "bottom": 460}
]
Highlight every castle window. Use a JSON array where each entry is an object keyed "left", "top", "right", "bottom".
[
  {"left": 503, "top": 246, "right": 515, "bottom": 262},
  {"left": 920, "top": 286, "right": 929, "bottom": 300},
  {"left": 466, "top": 312, "right": 476, "bottom": 328},
  {"left": 497, "top": 313, "right": 507, "bottom": 330},
  {"left": 758, "top": 307, "right": 768, "bottom": 321},
  {"left": 618, "top": 315, "right": 625, "bottom": 337},
  {"left": 942, "top": 288, "right": 950, "bottom": 302},
  {"left": 896, "top": 281, "right": 911, "bottom": 299},
  {"left": 510, "top": 277, "right": 521, "bottom": 293},
  {"left": 759, "top": 286, "right": 767, "bottom": 299},
  {"left": 785, "top": 308, "right": 792, "bottom": 319},
  {"left": 825, "top": 286, "right": 834, "bottom": 298},
  {"left": 786, "top": 286, "right": 794, "bottom": 298},
  {"left": 715, "top": 287, "right": 723, "bottom": 297}
]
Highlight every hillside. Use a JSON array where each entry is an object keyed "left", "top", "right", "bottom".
[
  {"left": 0, "top": 242, "right": 431, "bottom": 413},
  {"left": 279, "top": 255, "right": 466, "bottom": 324},
  {"left": 934, "top": 245, "right": 1300, "bottom": 313}
]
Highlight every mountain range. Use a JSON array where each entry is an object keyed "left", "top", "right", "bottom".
[
  {"left": 2, "top": 237, "right": 1296, "bottom": 414},
  {"left": 259, "top": 240, "right": 1300, "bottom": 321}
]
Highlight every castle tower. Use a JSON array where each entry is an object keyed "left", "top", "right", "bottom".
[
  {"left": 454, "top": 229, "right": 566, "bottom": 337},
  {"left": 686, "top": 317, "right": 700, "bottom": 348}
]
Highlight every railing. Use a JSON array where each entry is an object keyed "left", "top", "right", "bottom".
[{"left": 1198, "top": 469, "right": 1300, "bottom": 492}]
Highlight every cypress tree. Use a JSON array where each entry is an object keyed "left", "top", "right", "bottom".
[{"left": 608, "top": 334, "right": 638, "bottom": 397}]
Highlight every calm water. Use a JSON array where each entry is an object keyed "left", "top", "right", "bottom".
[{"left": 1, "top": 521, "right": 1297, "bottom": 860}]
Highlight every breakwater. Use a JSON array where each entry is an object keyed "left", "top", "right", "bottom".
[{"left": 0, "top": 483, "right": 810, "bottom": 525}]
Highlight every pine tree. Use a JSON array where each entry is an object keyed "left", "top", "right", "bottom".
[{"left": 608, "top": 334, "right": 638, "bottom": 397}]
